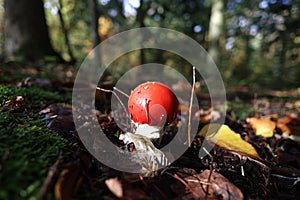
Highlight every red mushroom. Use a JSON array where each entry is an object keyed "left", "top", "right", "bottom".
[{"left": 128, "top": 81, "right": 179, "bottom": 127}]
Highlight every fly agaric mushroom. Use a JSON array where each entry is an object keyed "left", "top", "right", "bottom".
[{"left": 128, "top": 81, "right": 179, "bottom": 139}]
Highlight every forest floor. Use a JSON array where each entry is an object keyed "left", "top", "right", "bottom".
[{"left": 1, "top": 63, "right": 300, "bottom": 200}]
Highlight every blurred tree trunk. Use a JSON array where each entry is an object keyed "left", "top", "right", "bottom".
[
  {"left": 137, "top": 0, "right": 146, "bottom": 65},
  {"left": 57, "top": 0, "right": 75, "bottom": 63},
  {"left": 88, "top": 0, "right": 101, "bottom": 66},
  {"left": 4, "top": 0, "right": 61, "bottom": 61},
  {"left": 208, "top": 0, "right": 224, "bottom": 67}
]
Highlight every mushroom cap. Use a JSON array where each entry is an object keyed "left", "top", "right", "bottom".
[{"left": 128, "top": 82, "right": 179, "bottom": 127}]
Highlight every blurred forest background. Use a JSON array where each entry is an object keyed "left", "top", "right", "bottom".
[{"left": 0, "top": 0, "right": 300, "bottom": 90}]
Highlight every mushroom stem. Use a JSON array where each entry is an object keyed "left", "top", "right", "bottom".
[{"left": 143, "top": 98, "right": 150, "bottom": 123}]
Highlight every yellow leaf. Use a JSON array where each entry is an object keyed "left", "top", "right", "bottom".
[
  {"left": 199, "top": 124, "right": 262, "bottom": 160},
  {"left": 247, "top": 117, "right": 276, "bottom": 137}
]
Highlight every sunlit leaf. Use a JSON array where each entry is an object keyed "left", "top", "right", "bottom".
[
  {"left": 276, "top": 114, "right": 300, "bottom": 142},
  {"left": 247, "top": 117, "right": 276, "bottom": 137},
  {"left": 199, "top": 124, "right": 262, "bottom": 160},
  {"left": 276, "top": 115, "right": 292, "bottom": 134}
]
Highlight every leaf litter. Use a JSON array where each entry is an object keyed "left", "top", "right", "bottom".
[{"left": 1, "top": 74, "right": 300, "bottom": 199}]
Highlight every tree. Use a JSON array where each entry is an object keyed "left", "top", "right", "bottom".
[
  {"left": 57, "top": 0, "right": 75, "bottom": 63},
  {"left": 88, "top": 0, "right": 101, "bottom": 66},
  {"left": 4, "top": 0, "right": 61, "bottom": 61},
  {"left": 208, "top": 0, "right": 225, "bottom": 67}
]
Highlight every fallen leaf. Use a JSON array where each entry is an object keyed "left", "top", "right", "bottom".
[
  {"left": 199, "top": 124, "right": 262, "bottom": 160},
  {"left": 277, "top": 114, "right": 300, "bottom": 134},
  {"left": 105, "top": 177, "right": 123, "bottom": 198},
  {"left": 54, "top": 162, "right": 83, "bottom": 200},
  {"left": 2, "top": 96, "right": 25, "bottom": 110},
  {"left": 172, "top": 169, "right": 243, "bottom": 200},
  {"left": 276, "top": 115, "right": 293, "bottom": 134},
  {"left": 195, "top": 107, "right": 221, "bottom": 123},
  {"left": 39, "top": 104, "right": 75, "bottom": 134},
  {"left": 246, "top": 117, "right": 276, "bottom": 137},
  {"left": 274, "top": 114, "right": 300, "bottom": 142},
  {"left": 16, "top": 77, "right": 52, "bottom": 88}
]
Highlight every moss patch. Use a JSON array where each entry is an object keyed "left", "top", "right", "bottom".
[{"left": 0, "top": 85, "right": 67, "bottom": 199}]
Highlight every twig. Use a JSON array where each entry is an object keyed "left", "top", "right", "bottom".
[
  {"left": 202, "top": 147, "right": 214, "bottom": 199},
  {"left": 202, "top": 147, "right": 213, "bottom": 158},
  {"left": 187, "top": 66, "right": 196, "bottom": 147},
  {"left": 166, "top": 172, "right": 200, "bottom": 199},
  {"left": 247, "top": 156, "right": 269, "bottom": 169},
  {"left": 96, "top": 86, "right": 130, "bottom": 128},
  {"left": 113, "top": 87, "right": 130, "bottom": 98},
  {"left": 37, "top": 151, "right": 63, "bottom": 200},
  {"left": 271, "top": 174, "right": 300, "bottom": 186}
]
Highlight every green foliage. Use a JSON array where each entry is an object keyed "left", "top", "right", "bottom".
[
  {"left": 45, "top": 0, "right": 90, "bottom": 62},
  {"left": 0, "top": 112, "right": 67, "bottom": 200},
  {"left": 20, "top": 0, "right": 300, "bottom": 89},
  {"left": 0, "top": 116, "right": 65, "bottom": 197},
  {"left": 222, "top": 0, "right": 300, "bottom": 89},
  {"left": 0, "top": 85, "right": 61, "bottom": 107},
  {"left": 0, "top": 85, "right": 67, "bottom": 199}
]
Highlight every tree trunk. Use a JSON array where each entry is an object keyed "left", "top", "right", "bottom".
[
  {"left": 57, "top": 0, "right": 75, "bottom": 63},
  {"left": 4, "top": 0, "right": 61, "bottom": 61},
  {"left": 88, "top": 0, "right": 101, "bottom": 66},
  {"left": 208, "top": 0, "right": 224, "bottom": 67},
  {"left": 137, "top": 0, "right": 146, "bottom": 65}
]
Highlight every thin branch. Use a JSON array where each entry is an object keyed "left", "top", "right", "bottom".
[
  {"left": 202, "top": 147, "right": 214, "bottom": 199},
  {"left": 96, "top": 87, "right": 130, "bottom": 126},
  {"left": 37, "top": 151, "right": 63, "bottom": 200},
  {"left": 271, "top": 174, "right": 300, "bottom": 186},
  {"left": 187, "top": 66, "right": 196, "bottom": 147},
  {"left": 113, "top": 87, "right": 129, "bottom": 98},
  {"left": 166, "top": 172, "right": 200, "bottom": 199}
]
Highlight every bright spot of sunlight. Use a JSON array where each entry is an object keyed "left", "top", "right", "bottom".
[
  {"left": 193, "top": 25, "right": 202, "bottom": 33},
  {"left": 123, "top": 0, "right": 140, "bottom": 17}
]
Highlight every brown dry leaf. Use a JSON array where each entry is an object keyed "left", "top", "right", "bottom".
[
  {"left": 278, "top": 114, "right": 300, "bottom": 135},
  {"left": 54, "top": 162, "right": 83, "bottom": 200},
  {"left": 199, "top": 124, "right": 262, "bottom": 160},
  {"left": 247, "top": 117, "right": 276, "bottom": 137},
  {"left": 2, "top": 96, "right": 25, "bottom": 110},
  {"left": 195, "top": 107, "right": 221, "bottom": 123},
  {"left": 276, "top": 115, "right": 292, "bottom": 134},
  {"left": 39, "top": 104, "right": 75, "bottom": 134},
  {"left": 275, "top": 114, "right": 300, "bottom": 142},
  {"left": 105, "top": 177, "right": 123, "bottom": 198},
  {"left": 176, "top": 169, "right": 243, "bottom": 200}
]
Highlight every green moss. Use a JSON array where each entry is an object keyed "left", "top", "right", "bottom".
[
  {"left": 0, "top": 85, "right": 68, "bottom": 199},
  {"left": 0, "top": 85, "right": 62, "bottom": 108}
]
